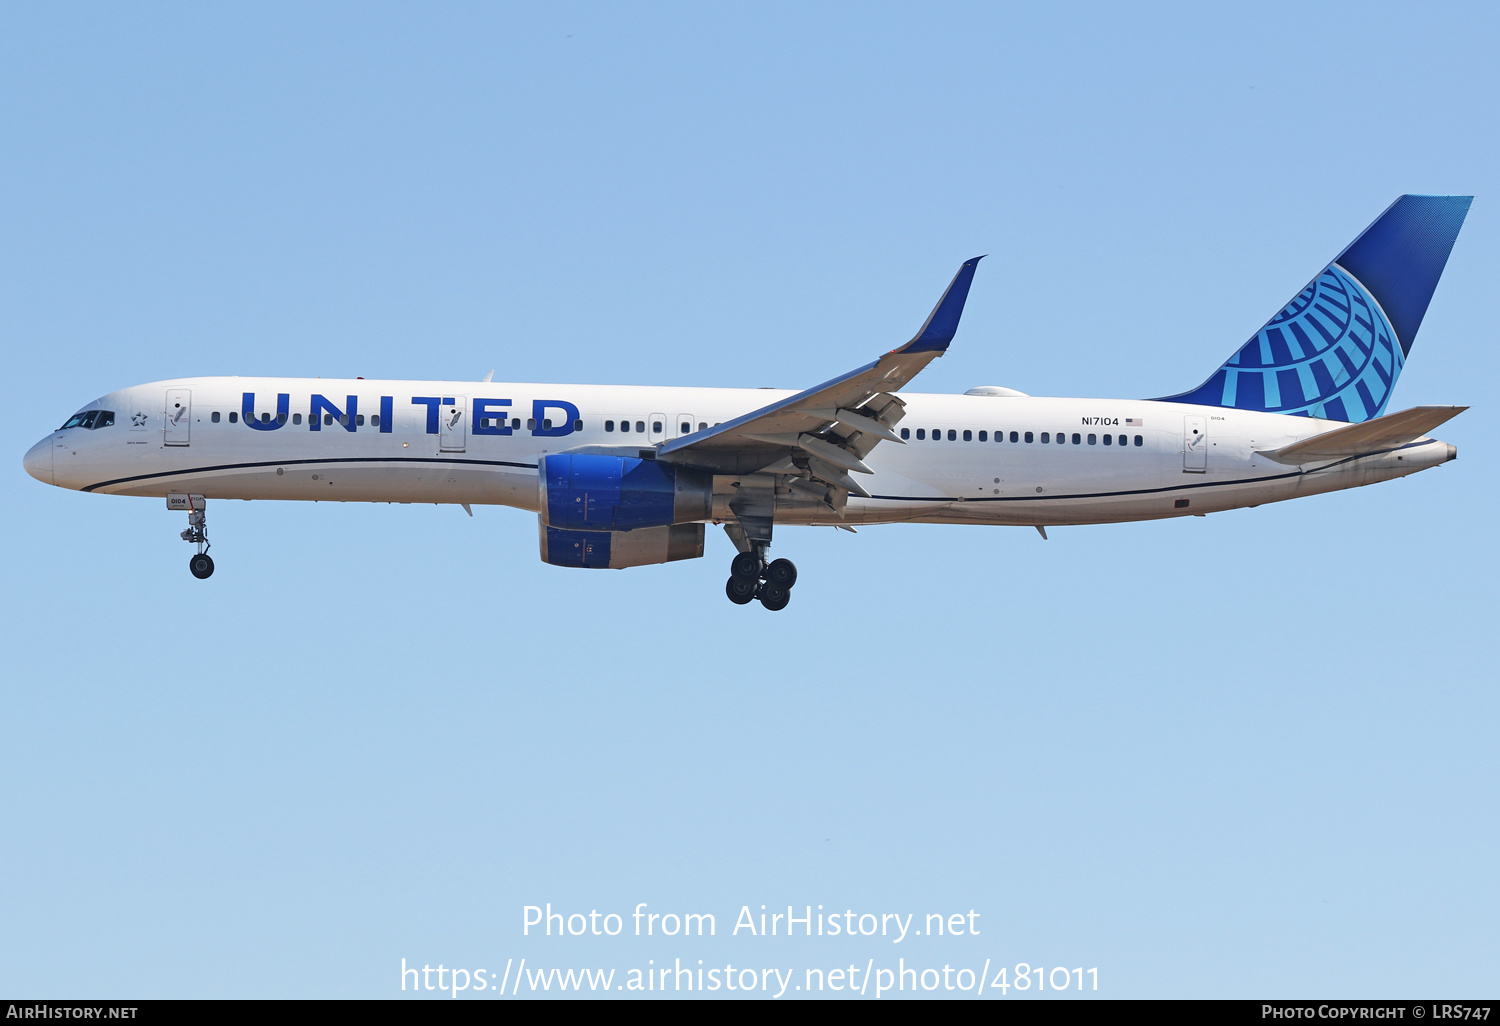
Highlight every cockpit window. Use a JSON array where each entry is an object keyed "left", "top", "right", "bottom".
[{"left": 57, "top": 410, "right": 115, "bottom": 430}]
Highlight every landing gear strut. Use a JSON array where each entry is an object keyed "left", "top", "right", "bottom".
[
  {"left": 170, "top": 493, "right": 214, "bottom": 579},
  {"left": 723, "top": 544, "right": 798, "bottom": 611}
]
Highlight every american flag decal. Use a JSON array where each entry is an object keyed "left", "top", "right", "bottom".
[{"left": 1125, "top": 417, "right": 1143, "bottom": 427}]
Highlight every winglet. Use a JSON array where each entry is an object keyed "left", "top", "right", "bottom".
[{"left": 895, "top": 256, "right": 985, "bottom": 354}]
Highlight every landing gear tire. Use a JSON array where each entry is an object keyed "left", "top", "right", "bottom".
[
  {"left": 189, "top": 553, "right": 215, "bottom": 579},
  {"left": 758, "top": 583, "right": 790, "bottom": 611},
  {"left": 726, "top": 576, "right": 757, "bottom": 605},
  {"left": 730, "top": 551, "right": 762, "bottom": 580},
  {"left": 765, "top": 558, "right": 798, "bottom": 589}
]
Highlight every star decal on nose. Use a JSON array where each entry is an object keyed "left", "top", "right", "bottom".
[{"left": 131, "top": 412, "right": 147, "bottom": 426}]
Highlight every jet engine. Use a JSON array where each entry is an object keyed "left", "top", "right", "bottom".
[{"left": 537, "top": 454, "right": 711, "bottom": 568}]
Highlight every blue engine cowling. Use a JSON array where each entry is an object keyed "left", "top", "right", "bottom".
[
  {"left": 539, "top": 454, "right": 712, "bottom": 532},
  {"left": 539, "top": 522, "right": 705, "bottom": 568}
]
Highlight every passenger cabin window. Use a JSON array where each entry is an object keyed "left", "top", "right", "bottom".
[
  {"left": 511, "top": 418, "right": 521, "bottom": 430},
  {"left": 680, "top": 421, "right": 690, "bottom": 433},
  {"left": 543, "top": 419, "right": 553, "bottom": 429},
  {"left": 1118, "top": 434, "right": 1127, "bottom": 446},
  {"left": 527, "top": 419, "right": 536, "bottom": 430},
  {"left": 371, "top": 414, "right": 380, "bottom": 427},
  {"left": 1040, "top": 432, "right": 1050, "bottom": 443},
  {"left": 605, "top": 420, "right": 615, "bottom": 432},
  {"left": 916, "top": 428, "right": 926, "bottom": 440},
  {"left": 262, "top": 412, "right": 272, "bottom": 424},
  {"left": 1010, "top": 431, "right": 1019, "bottom": 442},
  {"left": 1088, "top": 433, "right": 1097, "bottom": 444},
  {"left": 574, "top": 419, "right": 583, "bottom": 431},
  {"left": 978, "top": 430, "right": 986, "bottom": 441},
  {"left": 1072, "top": 433, "right": 1081, "bottom": 444},
  {"left": 324, "top": 414, "right": 333, "bottom": 426},
  {"left": 356, "top": 414, "right": 365, "bottom": 426},
  {"left": 1134, "top": 435, "right": 1143, "bottom": 446},
  {"left": 900, "top": 428, "right": 910, "bottom": 439},
  {"left": 1024, "top": 431, "right": 1033, "bottom": 443},
  {"left": 229, "top": 412, "right": 238, "bottom": 423},
  {"left": 1103, "top": 433, "right": 1112, "bottom": 445},
  {"left": 211, "top": 412, "right": 221, "bottom": 423},
  {"left": 293, "top": 413, "right": 302, "bottom": 425},
  {"left": 698, "top": 422, "right": 707, "bottom": 431},
  {"left": 652, "top": 421, "right": 663, "bottom": 433},
  {"left": 635, "top": 421, "right": 645, "bottom": 432},
  {"left": 618, "top": 420, "right": 628, "bottom": 433}
]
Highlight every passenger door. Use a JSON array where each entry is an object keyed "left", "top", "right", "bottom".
[
  {"left": 1183, "top": 415, "right": 1207, "bottom": 473},
  {"left": 164, "top": 388, "right": 191, "bottom": 446},
  {"left": 441, "top": 396, "right": 468, "bottom": 452}
]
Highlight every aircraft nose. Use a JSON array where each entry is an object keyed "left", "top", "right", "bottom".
[{"left": 23, "top": 436, "right": 54, "bottom": 485}]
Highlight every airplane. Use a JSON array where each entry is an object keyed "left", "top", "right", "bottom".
[{"left": 23, "top": 194, "right": 1470, "bottom": 612}]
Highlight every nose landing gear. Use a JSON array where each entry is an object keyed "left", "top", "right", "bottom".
[{"left": 169, "top": 493, "right": 213, "bottom": 579}]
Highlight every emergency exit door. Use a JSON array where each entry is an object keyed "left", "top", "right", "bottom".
[{"left": 164, "top": 388, "right": 191, "bottom": 446}]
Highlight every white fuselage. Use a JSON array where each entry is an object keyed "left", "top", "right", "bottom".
[{"left": 25, "top": 376, "right": 1455, "bottom": 528}]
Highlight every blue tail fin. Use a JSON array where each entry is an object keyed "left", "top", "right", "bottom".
[{"left": 1157, "top": 195, "right": 1471, "bottom": 422}]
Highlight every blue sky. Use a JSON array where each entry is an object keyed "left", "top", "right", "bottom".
[{"left": 2, "top": 1, "right": 1495, "bottom": 999}]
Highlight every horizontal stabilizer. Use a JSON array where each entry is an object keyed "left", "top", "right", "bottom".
[{"left": 1256, "top": 405, "right": 1465, "bottom": 464}]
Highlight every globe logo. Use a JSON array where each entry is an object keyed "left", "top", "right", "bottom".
[{"left": 1217, "top": 263, "right": 1402, "bottom": 422}]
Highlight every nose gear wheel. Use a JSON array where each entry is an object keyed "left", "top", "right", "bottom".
[{"left": 175, "top": 497, "right": 214, "bottom": 578}]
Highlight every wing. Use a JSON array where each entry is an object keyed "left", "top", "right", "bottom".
[{"left": 656, "top": 256, "right": 984, "bottom": 497}]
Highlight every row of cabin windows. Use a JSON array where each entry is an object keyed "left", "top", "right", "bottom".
[
  {"left": 210, "top": 411, "right": 378, "bottom": 426},
  {"left": 207, "top": 412, "right": 627, "bottom": 433},
  {"left": 193, "top": 412, "right": 1143, "bottom": 448},
  {"left": 603, "top": 419, "right": 709, "bottom": 434},
  {"left": 899, "top": 427, "right": 1145, "bottom": 447},
  {"left": 476, "top": 419, "right": 586, "bottom": 430}
]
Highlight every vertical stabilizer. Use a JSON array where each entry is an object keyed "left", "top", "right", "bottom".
[{"left": 1158, "top": 195, "right": 1470, "bottom": 422}]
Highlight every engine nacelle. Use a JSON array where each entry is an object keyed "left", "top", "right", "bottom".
[
  {"left": 538, "top": 454, "right": 712, "bottom": 532},
  {"left": 539, "top": 522, "right": 705, "bottom": 569}
]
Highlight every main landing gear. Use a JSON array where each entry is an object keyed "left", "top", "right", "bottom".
[
  {"left": 724, "top": 549, "right": 799, "bottom": 612},
  {"left": 170, "top": 493, "right": 214, "bottom": 579}
]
